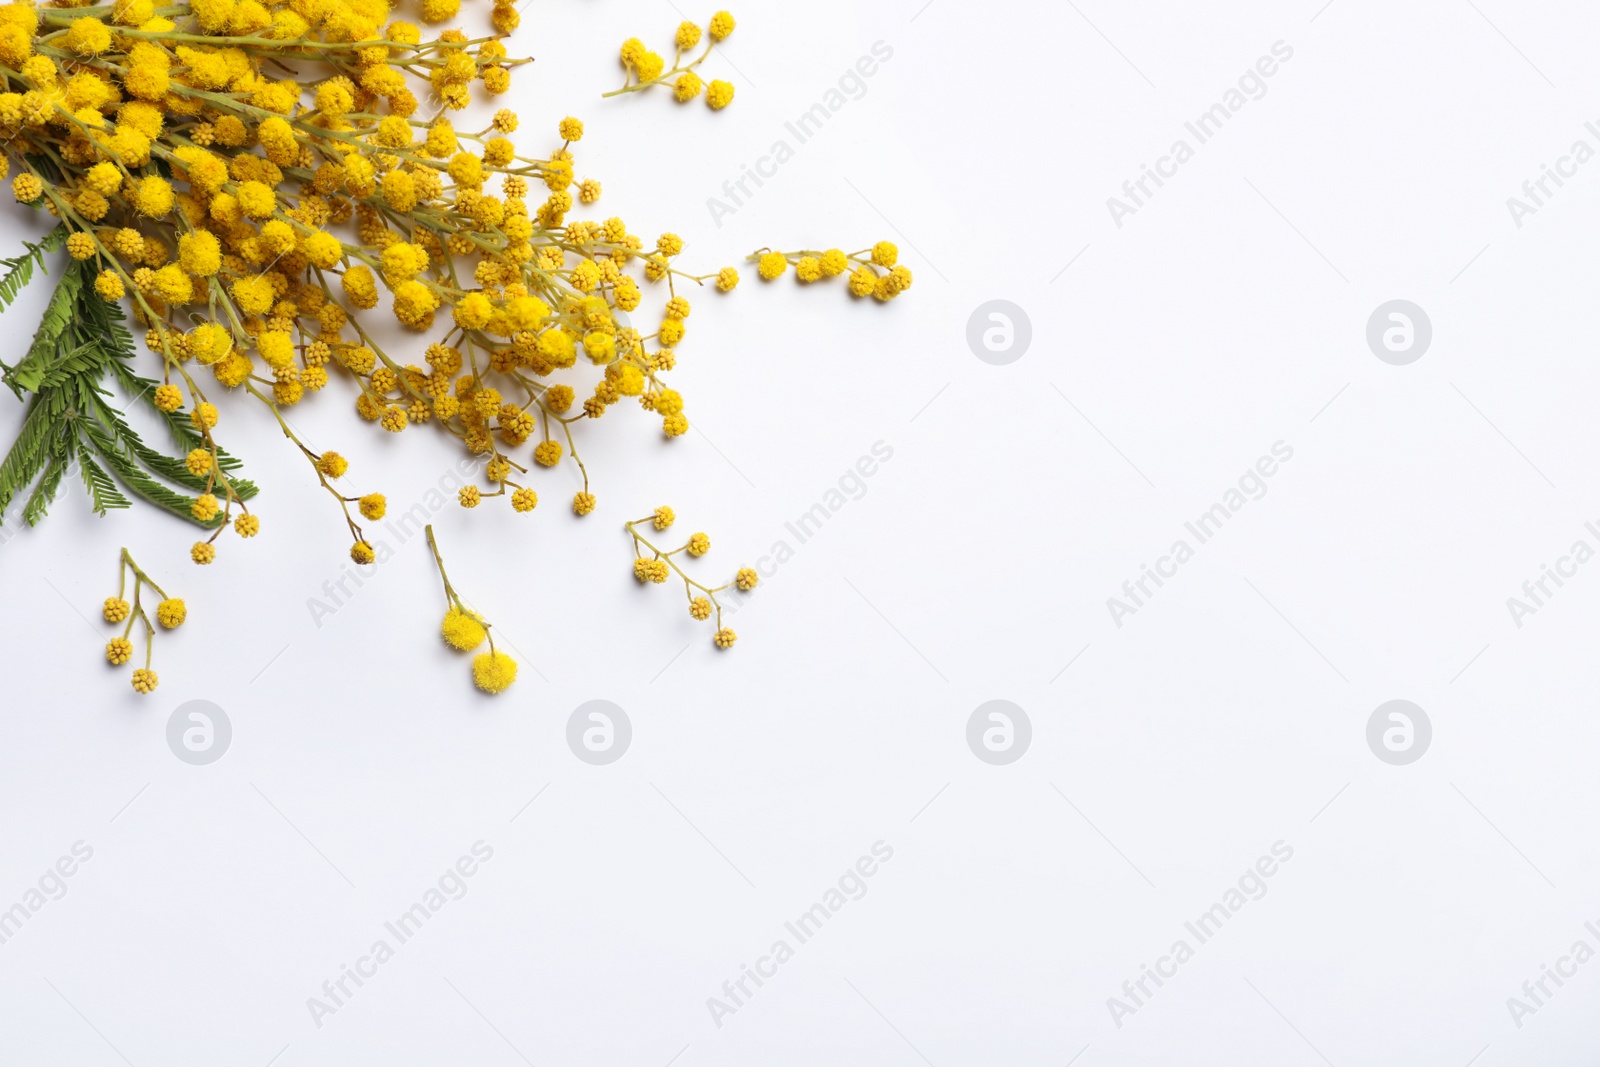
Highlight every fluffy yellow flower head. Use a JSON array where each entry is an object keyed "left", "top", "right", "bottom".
[
  {"left": 441, "top": 607, "right": 487, "bottom": 650},
  {"left": 65, "top": 17, "right": 112, "bottom": 55},
  {"left": 135, "top": 176, "right": 174, "bottom": 217},
  {"left": 472, "top": 651, "right": 517, "bottom": 693},
  {"left": 156, "top": 598, "right": 187, "bottom": 628},
  {"left": 757, "top": 253, "right": 787, "bottom": 280},
  {"left": 178, "top": 231, "right": 222, "bottom": 276}
]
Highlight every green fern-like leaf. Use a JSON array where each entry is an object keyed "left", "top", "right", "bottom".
[
  {"left": 1, "top": 257, "right": 261, "bottom": 527},
  {"left": 0, "top": 397, "right": 57, "bottom": 510},
  {"left": 76, "top": 440, "right": 131, "bottom": 515},
  {"left": 21, "top": 451, "right": 65, "bottom": 526},
  {"left": 86, "top": 421, "right": 222, "bottom": 528},
  {"left": 5, "top": 263, "right": 83, "bottom": 395}
]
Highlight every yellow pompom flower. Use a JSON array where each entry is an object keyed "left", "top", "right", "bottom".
[
  {"left": 706, "top": 80, "right": 734, "bottom": 110},
  {"left": 301, "top": 231, "right": 343, "bottom": 269},
  {"left": 636, "top": 52, "right": 664, "bottom": 81},
  {"left": 420, "top": 0, "right": 459, "bottom": 23},
  {"left": 472, "top": 651, "right": 517, "bottom": 693},
  {"left": 155, "top": 598, "right": 186, "bottom": 628},
  {"left": 231, "top": 276, "right": 274, "bottom": 314},
  {"left": 236, "top": 181, "right": 274, "bottom": 218},
  {"left": 103, "top": 597, "right": 131, "bottom": 623},
  {"left": 257, "top": 331, "right": 294, "bottom": 369},
  {"left": 135, "top": 176, "right": 174, "bottom": 217},
  {"left": 633, "top": 557, "right": 669, "bottom": 583},
  {"left": 65, "top": 16, "right": 113, "bottom": 55},
  {"left": 453, "top": 291, "right": 493, "bottom": 330},
  {"left": 441, "top": 607, "right": 487, "bottom": 650},
  {"left": 0, "top": 25, "right": 31, "bottom": 68},
  {"left": 10, "top": 173, "right": 40, "bottom": 203},
  {"left": 381, "top": 169, "right": 417, "bottom": 212},
  {"left": 178, "top": 231, "right": 222, "bottom": 276},
  {"left": 848, "top": 265, "right": 877, "bottom": 297},
  {"left": 189, "top": 322, "right": 232, "bottom": 365},
  {"left": 757, "top": 253, "right": 787, "bottom": 280},
  {"left": 709, "top": 11, "right": 735, "bottom": 40},
  {"left": 151, "top": 265, "right": 193, "bottom": 304},
  {"left": 341, "top": 267, "right": 379, "bottom": 309},
  {"left": 84, "top": 163, "right": 121, "bottom": 196}
]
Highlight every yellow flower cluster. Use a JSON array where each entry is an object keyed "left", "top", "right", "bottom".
[
  {"left": 101, "top": 547, "right": 183, "bottom": 693},
  {"left": 752, "top": 242, "right": 913, "bottom": 301},
  {"left": 1, "top": 0, "right": 910, "bottom": 684},
  {"left": 626, "top": 506, "right": 755, "bottom": 648},
  {"left": 607, "top": 11, "right": 736, "bottom": 110},
  {"left": 0, "top": 0, "right": 754, "bottom": 566},
  {"left": 426, "top": 524, "right": 516, "bottom": 692}
]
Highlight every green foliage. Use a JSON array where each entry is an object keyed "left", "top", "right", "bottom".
[
  {"left": 0, "top": 256, "right": 259, "bottom": 528},
  {"left": 0, "top": 223, "right": 66, "bottom": 333}
]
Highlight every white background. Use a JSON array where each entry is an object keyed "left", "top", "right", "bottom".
[{"left": 3, "top": 0, "right": 1600, "bottom": 1063}]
